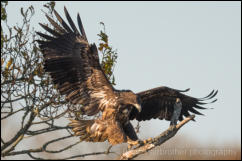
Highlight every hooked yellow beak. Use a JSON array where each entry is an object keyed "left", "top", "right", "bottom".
[{"left": 134, "top": 104, "right": 142, "bottom": 113}]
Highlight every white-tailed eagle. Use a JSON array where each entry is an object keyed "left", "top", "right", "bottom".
[{"left": 36, "top": 7, "right": 218, "bottom": 146}]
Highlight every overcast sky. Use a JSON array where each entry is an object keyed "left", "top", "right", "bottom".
[{"left": 4, "top": 1, "right": 241, "bottom": 147}]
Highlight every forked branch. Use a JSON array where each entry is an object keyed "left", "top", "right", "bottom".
[{"left": 118, "top": 115, "right": 195, "bottom": 160}]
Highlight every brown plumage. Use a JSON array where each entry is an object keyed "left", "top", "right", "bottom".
[
  {"left": 129, "top": 87, "right": 218, "bottom": 122},
  {"left": 37, "top": 7, "right": 218, "bottom": 146}
]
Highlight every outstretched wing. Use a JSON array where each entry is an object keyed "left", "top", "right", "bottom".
[
  {"left": 36, "top": 7, "right": 116, "bottom": 116},
  {"left": 129, "top": 86, "right": 218, "bottom": 121}
]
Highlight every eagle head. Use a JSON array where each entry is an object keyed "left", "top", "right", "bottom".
[{"left": 119, "top": 90, "right": 142, "bottom": 113}]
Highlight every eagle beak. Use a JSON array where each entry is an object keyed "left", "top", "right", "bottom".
[{"left": 134, "top": 104, "right": 142, "bottom": 113}]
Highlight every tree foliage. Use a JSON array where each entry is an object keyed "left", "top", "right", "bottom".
[
  {"left": 1, "top": 2, "right": 118, "bottom": 159},
  {"left": 98, "top": 22, "right": 118, "bottom": 85}
]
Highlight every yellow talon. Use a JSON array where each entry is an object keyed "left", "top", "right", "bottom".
[{"left": 143, "top": 137, "right": 152, "bottom": 144}]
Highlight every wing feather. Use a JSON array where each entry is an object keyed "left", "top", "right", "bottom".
[
  {"left": 53, "top": 9, "right": 72, "bottom": 33},
  {"left": 77, "top": 13, "right": 88, "bottom": 41},
  {"left": 129, "top": 86, "right": 218, "bottom": 121},
  {"left": 39, "top": 23, "right": 61, "bottom": 37},
  {"left": 64, "top": 6, "right": 79, "bottom": 35},
  {"left": 46, "top": 15, "right": 66, "bottom": 33},
  {"left": 37, "top": 7, "right": 116, "bottom": 116}
]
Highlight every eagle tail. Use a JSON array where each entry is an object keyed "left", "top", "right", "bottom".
[
  {"left": 68, "top": 119, "right": 107, "bottom": 142},
  {"left": 69, "top": 119, "right": 94, "bottom": 141}
]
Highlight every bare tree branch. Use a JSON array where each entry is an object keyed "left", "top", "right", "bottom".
[
  {"left": 26, "top": 150, "right": 113, "bottom": 160},
  {"left": 118, "top": 115, "right": 195, "bottom": 160}
]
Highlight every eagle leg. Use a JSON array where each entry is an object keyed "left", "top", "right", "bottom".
[{"left": 170, "top": 98, "right": 182, "bottom": 126}]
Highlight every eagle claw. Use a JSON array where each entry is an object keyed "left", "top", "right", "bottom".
[
  {"left": 127, "top": 138, "right": 153, "bottom": 150},
  {"left": 127, "top": 139, "right": 143, "bottom": 150},
  {"left": 142, "top": 137, "right": 153, "bottom": 144}
]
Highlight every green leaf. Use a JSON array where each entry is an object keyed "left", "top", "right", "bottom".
[{"left": 97, "top": 22, "right": 118, "bottom": 85}]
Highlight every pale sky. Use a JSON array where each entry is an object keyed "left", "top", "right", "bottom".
[{"left": 4, "top": 1, "right": 241, "bottom": 148}]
